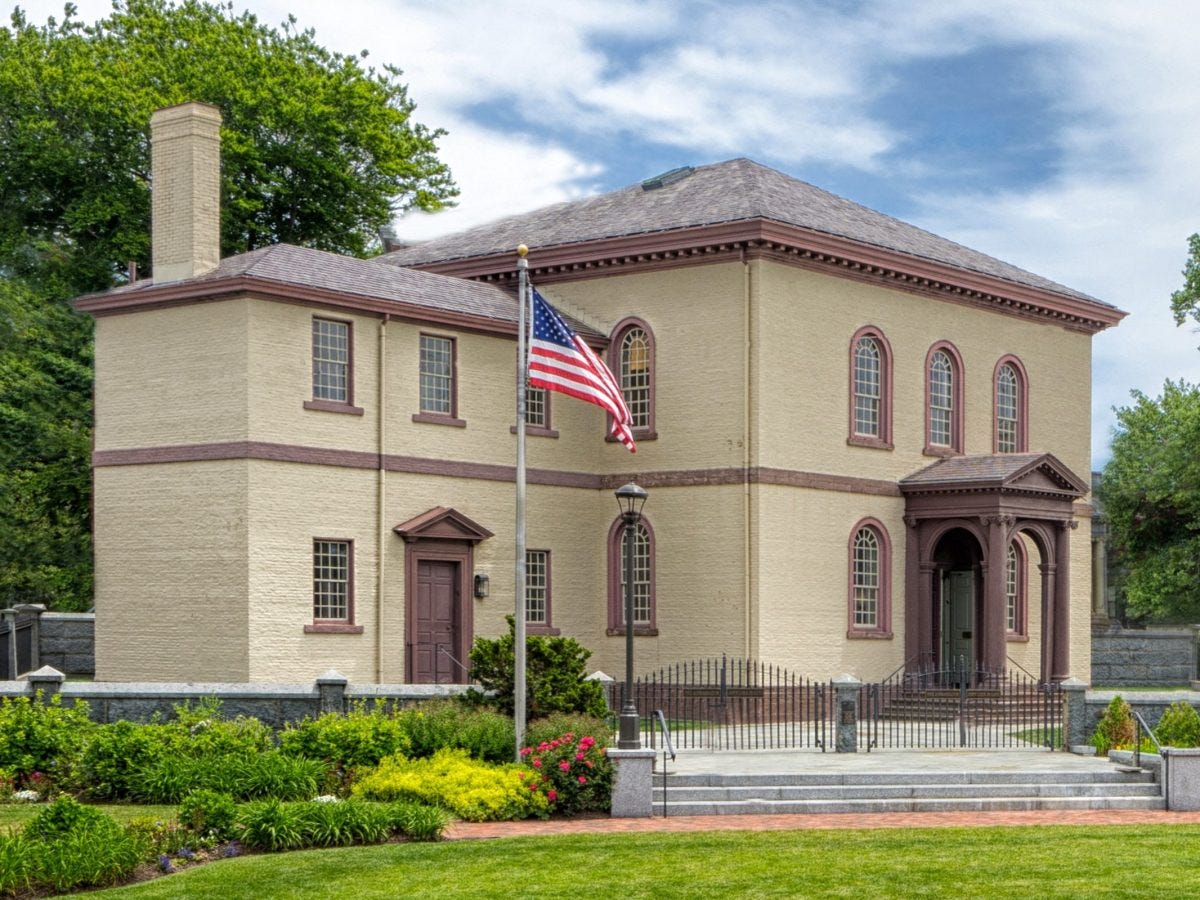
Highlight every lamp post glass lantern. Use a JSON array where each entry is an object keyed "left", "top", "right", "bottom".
[{"left": 614, "top": 482, "right": 648, "bottom": 749}]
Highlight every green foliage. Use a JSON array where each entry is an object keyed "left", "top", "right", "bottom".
[
  {"left": 468, "top": 617, "right": 609, "bottom": 720},
  {"left": 352, "top": 749, "right": 550, "bottom": 821},
  {"left": 1098, "top": 380, "right": 1200, "bottom": 621},
  {"left": 123, "top": 815, "right": 193, "bottom": 856},
  {"left": 132, "top": 750, "right": 323, "bottom": 803},
  {"left": 1170, "top": 233, "right": 1200, "bottom": 335},
  {"left": 385, "top": 801, "right": 449, "bottom": 842},
  {"left": 15, "top": 797, "right": 144, "bottom": 893},
  {"left": 235, "top": 798, "right": 307, "bottom": 852},
  {"left": 519, "top": 732, "right": 612, "bottom": 816},
  {"left": 1154, "top": 701, "right": 1200, "bottom": 748},
  {"left": 0, "top": 0, "right": 455, "bottom": 608},
  {"left": 162, "top": 698, "right": 274, "bottom": 758},
  {"left": 279, "top": 703, "right": 413, "bottom": 791},
  {"left": 77, "top": 719, "right": 167, "bottom": 799},
  {"left": 23, "top": 795, "right": 109, "bottom": 843},
  {"left": 0, "top": 693, "right": 93, "bottom": 788},
  {"left": 0, "top": 831, "right": 34, "bottom": 896},
  {"left": 1091, "top": 696, "right": 1136, "bottom": 754},
  {"left": 296, "top": 799, "right": 391, "bottom": 847},
  {"left": 524, "top": 714, "right": 612, "bottom": 751},
  {"left": 397, "top": 700, "right": 515, "bottom": 764},
  {"left": 178, "top": 789, "right": 238, "bottom": 840}
]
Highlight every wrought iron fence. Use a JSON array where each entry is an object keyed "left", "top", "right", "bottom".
[
  {"left": 0, "top": 610, "right": 36, "bottom": 680},
  {"left": 629, "top": 656, "right": 831, "bottom": 751},
  {"left": 863, "top": 657, "right": 1063, "bottom": 750}
]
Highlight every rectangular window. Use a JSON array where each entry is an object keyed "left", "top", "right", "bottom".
[
  {"left": 525, "top": 549, "right": 549, "bottom": 625},
  {"left": 526, "top": 387, "right": 547, "bottom": 428},
  {"left": 313, "top": 539, "right": 350, "bottom": 621},
  {"left": 312, "top": 318, "right": 350, "bottom": 402},
  {"left": 419, "top": 334, "right": 454, "bottom": 415}
]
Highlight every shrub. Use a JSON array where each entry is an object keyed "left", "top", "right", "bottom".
[
  {"left": 352, "top": 749, "right": 549, "bottom": 821},
  {"left": 297, "top": 799, "right": 391, "bottom": 846},
  {"left": 468, "top": 617, "right": 608, "bottom": 719},
  {"left": 179, "top": 789, "right": 239, "bottom": 840},
  {"left": 519, "top": 731, "right": 612, "bottom": 815},
  {"left": 133, "top": 751, "right": 324, "bottom": 803},
  {"left": 77, "top": 720, "right": 168, "bottom": 800},
  {"left": 525, "top": 714, "right": 611, "bottom": 751},
  {"left": 386, "top": 801, "right": 449, "bottom": 841},
  {"left": 235, "top": 799, "right": 307, "bottom": 852},
  {"left": 124, "top": 816, "right": 193, "bottom": 856},
  {"left": 0, "top": 693, "right": 94, "bottom": 789},
  {"left": 23, "top": 795, "right": 111, "bottom": 843},
  {"left": 1154, "top": 701, "right": 1200, "bottom": 748},
  {"left": 21, "top": 796, "right": 143, "bottom": 893},
  {"left": 279, "top": 704, "right": 412, "bottom": 791},
  {"left": 0, "top": 832, "right": 33, "bottom": 896},
  {"left": 1091, "top": 696, "right": 1136, "bottom": 754},
  {"left": 397, "top": 700, "right": 515, "bottom": 763},
  {"left": 162, "top": 698, "right": 273, "bottom": 759}
]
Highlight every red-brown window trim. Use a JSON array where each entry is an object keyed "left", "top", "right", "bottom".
[
  {"left": 993, "top": 355, "right": 1029, "bottom": 453},
  {"left": 923, "top": 340, "right": 965, "bottom": 456},
  {"left": 307, "top": 316, "right": 364, "bottom": 415},
  {"left": 607, "top": 317, "right": 658, "bottom": 442},
  {"left": 1006, "top": 538, "right": 1029, "bottom": 640},
  {"left": 606, "top": 514, "right": 658, "bottom": 636},
  {"left": 510, "top": 386, "right": 558, "bottom": 438},
  {"left": 415, "top": 332, "right": 463, "bottom": 425},
  {"left": 524, "top": 548, "right": 560, "bottom": 635},
  {"left": 847, "top": 325, "right": 894, "bottom": 450},
  {"left": 305, "top": 537, "right": 364, "bottom": 634},
  {"left": 846, "top": 517, "right": 893, "bottom": 639}
]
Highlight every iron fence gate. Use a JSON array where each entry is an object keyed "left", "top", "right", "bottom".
[
  {"left": 864, "top": 658, "right": 1062, "bottom": 750},
  {"left": 629, "top": 656, "right": 831, "bottom": 751},
  {"left": 0, "top": 611, "right": 35, "bottom": 680}
]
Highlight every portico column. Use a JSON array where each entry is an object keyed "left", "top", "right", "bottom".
[
  {"left": 1052, "top": 519, "right": 1075, "bottom": 680},
  {"left": 1039, "top": 561, "right": 1055, "bottom": 684},
  {"left": 983, "top": 516, "right": 1009, "bottom": 675},
  {"left": 903, "top": 516, "right": 923, "bottom": 669}
]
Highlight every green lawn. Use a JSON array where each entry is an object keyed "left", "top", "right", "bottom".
[{"left": 87, "top": 825, "right": 1200, "bottom": 898}]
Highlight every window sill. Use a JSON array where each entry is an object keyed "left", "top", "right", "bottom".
[
  {"left": 607, "top": 430, "right": 657, "bottom": 444},
  {"left": 922, "top": 445, "right": 960, "bottom": 458},
  {"left": 1006, "top": 633, "right": 1030, "bottom": 643},
  {"left": 304, "top": 623, "right": 364, "bottom": 634},
  {"left": 526, "top": 624, "right": 561, "bottom": 636},
  {"left": 304, "top": 400, "right": 364, "bottom": 416},
  {"left": 510, "top": 425, "right": 560, "bottom": 438},
  {"left": 606, "top": 626, "right": 659, "bottom": 637},
  {"left": 846, "top": 629, "right": 893, "bottom": 640},
  {"left": 847, "top": 435, "right": 893, "bottom": 450},
  {"left": 412, "top": 413, "right": 466, "bottom": 428}
]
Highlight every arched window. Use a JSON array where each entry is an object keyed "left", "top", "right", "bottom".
[
  {"left": 607, "top": 516, "right": 657, "bottom": 634},
  {"left": 925, "top": 342, "right": 964, "bottom": 454},
  {"left": 610, "top": 319, "right": 656, "bottom": 438},
  {"left": 848, "top": 327, "right": 893, "bottom": 448},
  {"left": 1006, "top": 539, "right": 1027, "bottom": 637},
  {"left": 847, "top": 519, "right": 892, "bottom": 637},
  {"left": 994, "top": 356, "right": 1028, "bottom": 453}
]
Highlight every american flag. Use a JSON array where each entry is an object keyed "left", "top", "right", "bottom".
[{"left": 528, "top": 289, "right": 636, "bottom": 452}]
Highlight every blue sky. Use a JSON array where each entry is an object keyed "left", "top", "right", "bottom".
[{"left": 20, "top": 0, "right": 1200, "bottom": 468}]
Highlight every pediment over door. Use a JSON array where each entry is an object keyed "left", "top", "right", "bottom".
[
  {"left": 393, "top": 507, "right": 493, "bottom": 544},
  {"left": 899, "top": 452, "right": 1088, "bottom": 500}
]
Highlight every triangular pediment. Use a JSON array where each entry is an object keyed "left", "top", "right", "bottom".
[
  {"left": 900, "top": 453, "right": 1087, "bottom": 498},
  {"left": 393, "top": 507, "right": 493, "bottom": 544}
]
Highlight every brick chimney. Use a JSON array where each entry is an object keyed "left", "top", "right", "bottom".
[{"left": 149, "top": 101, "right": 221, "bottom": 283}]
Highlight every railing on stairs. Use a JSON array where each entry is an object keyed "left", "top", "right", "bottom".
[
  {"left": 1132, "top": 710, "right": 1170, "bottom": 809},
  {"left": 653, "top": 709, "right": 676, "bottom": 818}
]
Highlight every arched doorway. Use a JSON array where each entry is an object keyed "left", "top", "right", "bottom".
[{"left": 931, "top": 527, "right": 983, "bottom": 673}]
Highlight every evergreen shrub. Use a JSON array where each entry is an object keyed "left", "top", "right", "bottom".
[
  {"left": 1154, "top": 701, "right": 1200, "bottom": 748},
  {"left": 1091, "top": 696, "right": 1136, "bottom": 754},
  {"left": 0, "top": 693, "right": 93, "bottom": 789}
]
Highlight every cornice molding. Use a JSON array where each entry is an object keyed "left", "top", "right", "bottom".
[{"left": 410, "top": 219, "right": 1125, "bottom": 335}]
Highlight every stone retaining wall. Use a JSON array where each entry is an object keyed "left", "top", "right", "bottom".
[
  {"left": 38, "top": 612, "right": 95, "bottom": 677},
  {"left": 1090, "top": 626, "right": 1198, "bottom": 687}
]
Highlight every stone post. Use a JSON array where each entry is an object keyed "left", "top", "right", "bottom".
[
  {"left": 316, "top": 670, "right": 348, "bottom": 715},
  {"left": 26, "top": 665, "right": 65, "bottom": 702},
  {"left": 0, "top": 608, "right": 16, "bottom": 679},
  {"left": 606, "top": 747, "right": 657, "bottom": 817},
  {"left": 833, "top": 674, "right": 862, "bottom": 753},
  {"left": 1191, "top": 625, "right": 1200, "bottom": 690},
  {"left": 13, "top": 604, "right": 46, "bottom": 672},
  {"left": 1060, "top": 677, "right": 1090, "bottom": 752}
]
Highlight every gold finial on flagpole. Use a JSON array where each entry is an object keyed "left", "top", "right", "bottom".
[{"left": 517, "top": 244, "right": 529, "bottom": 258}]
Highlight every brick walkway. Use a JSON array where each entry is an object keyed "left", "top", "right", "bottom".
[{"left": 447, "top": 808, "right": 1200, "bottom": 840}]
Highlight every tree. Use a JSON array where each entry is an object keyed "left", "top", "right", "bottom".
[
  {"left": 1097, "top": 380, "right": 1200, "bottom": 622},
  {"left": 1169, "top": 233, "right": 1200, "bottom": 337},
  {"left": 0, "top": 0, "right": 456, "bottom": 608}
]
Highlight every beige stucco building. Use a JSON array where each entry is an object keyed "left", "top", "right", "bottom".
[{"left": 75, "top": 103, "right": 1124, "bottom": 684}]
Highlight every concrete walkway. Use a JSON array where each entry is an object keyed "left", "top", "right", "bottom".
[{"left": 446, "top": 749, "right": 1200, "bottom": 840}]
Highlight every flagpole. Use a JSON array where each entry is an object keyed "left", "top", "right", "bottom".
[{"left": 514, "top": 245, "right": 529, "bottom": 761}]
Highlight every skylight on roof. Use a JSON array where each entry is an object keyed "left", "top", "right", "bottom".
[{"left": 641, "top": 166, "right": 694, "bottom": 190}]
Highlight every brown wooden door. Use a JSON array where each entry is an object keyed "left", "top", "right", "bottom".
[{"left": 414, "top": 559, "right": 459, "bottom": 683}]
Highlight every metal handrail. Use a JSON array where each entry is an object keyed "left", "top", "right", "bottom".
[
  {"left": 654, "top": 709, "right": 675, "bottom": 818},
  {"left": 1132, "top": 710, "right": 1170, "bottom": 809},
  {"left": 1004, "top": 655, "right": 1041, "bottom": 682}
]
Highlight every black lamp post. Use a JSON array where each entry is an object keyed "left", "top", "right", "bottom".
[{"left": 614, "top": 482, "right": 648, "bottom": 750}]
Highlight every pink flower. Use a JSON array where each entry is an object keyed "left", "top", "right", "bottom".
[
  {"left": 547, "top": 790, "right": 557, "bottom": 802},
  {"left": 585, "top": 760, "right": 594, "bottom": 768},
  {"left": 519, "top": 746, "right": 532, "bottom": 757},
  {"left": 532, "top": 758, "right": 542, "bottom": 768},
  {"left": 528, "top": 783, "right": 537, "bottom": 791},
  {"left": 575, "top": 752, "right": 585, "bottom": 761},
  {"left": 580, "top": 736, "right": 595, "bottom": 749},
  {"left": 578, "top": 776, "right": 588, "bottom": 784},
  {"left": 558, "top": 760, "right": 571, "bottom": 771},
  {"left": 537, "top": 742, "right": 550, "bottom": 752}
]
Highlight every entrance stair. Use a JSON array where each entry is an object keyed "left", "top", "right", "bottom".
[{"left": 652, "top": 756, "right": 1163, "bottom": 815}]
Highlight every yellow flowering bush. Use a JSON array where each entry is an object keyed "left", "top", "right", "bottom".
[{"left": 351, "top": 749, "right": 549, "bottom": 821}]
